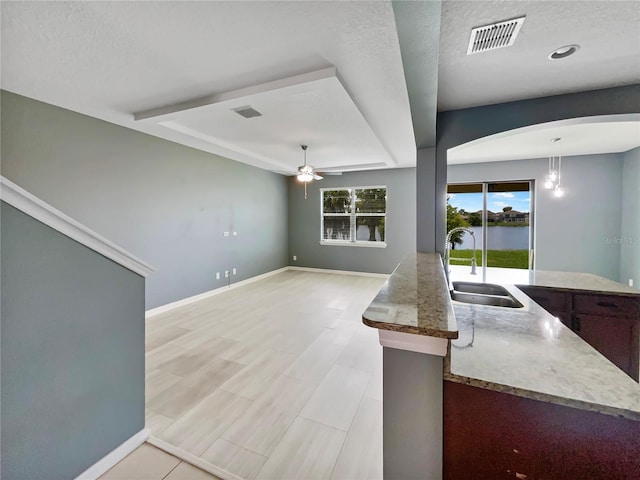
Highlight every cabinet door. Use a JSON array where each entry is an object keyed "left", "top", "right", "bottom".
[
  {"left": 555, "top": 311, "right": 573, "bottom": 328},
  {"left": 574, "top": 294, "right": 639, "bottom": 318},
  {"left": 518, "top": 286, "right": 570, "bottom": 324},
  {"left": 574, "top": 314, "right": 639, "bottom": 380}
]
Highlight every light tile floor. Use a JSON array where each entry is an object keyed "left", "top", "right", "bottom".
[
  {"left": 99, "top": 443, "right": 222, "bottom": 480},
  {"left": 145, "top": 270, "right": 386, "bottom": 480}
]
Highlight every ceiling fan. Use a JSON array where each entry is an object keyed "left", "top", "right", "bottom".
[
  {"left": 297, "top": 145, "right": 322, "bottom": 199},
  {"left": 296, "top": 145, "right": 323, "bottom": 182}
]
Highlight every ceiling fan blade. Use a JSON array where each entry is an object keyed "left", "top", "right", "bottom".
[
  {"left": 317, "top": 171, "right": 342, "bottom": 176},
  {"left": 313, "top": 173, "right": 323, "bottom": 180}
]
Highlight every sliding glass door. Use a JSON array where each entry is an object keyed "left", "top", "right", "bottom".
[{"left": 447, "top": 181, "right": 533, "bottom": 283}]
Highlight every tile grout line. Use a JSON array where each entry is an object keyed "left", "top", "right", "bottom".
[
  {"left": 159, "top": 459, "right": 182, "bottom": 480},
  {"left": 149, "top": 436, "right": 244, "bottom": 480},
  {"left": 319, "top": 370, "right": 371, "bottom": 480}
]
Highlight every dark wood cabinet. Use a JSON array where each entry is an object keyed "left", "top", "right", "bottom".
[
  {"left": 444, "top": 381, "right": 640, "bottom": 480},
  {"left": 517, "top": 285, "right": 572, "bottom": 326},
  {"left": 574, "top": 293, "right": 638, "bottom": 317},
  {"left": 574, "top": 314, "right": 639, "bottom": 378},
  {"left": 517, "top": 285, "right": 640, "bottom": 381}
]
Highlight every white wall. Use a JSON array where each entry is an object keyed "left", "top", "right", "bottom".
[
  {"left": 448, "top": 153, "right": 625, "bottom": 281},
  {"left": 620, "top": 147, "right": 640, "bottom": 287}
]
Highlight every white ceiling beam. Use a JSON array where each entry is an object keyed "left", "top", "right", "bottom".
[{"left": 133, "top": 67, "right": 337, "bottom": 122}]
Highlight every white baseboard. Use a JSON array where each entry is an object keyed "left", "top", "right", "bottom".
[
  {"left": 145, "top": 267, "right": 289, "bottom": 318},
  {"left": 147, "top": 436, "right": 242, "bottom": 480},
  {"left": 74, "top": 428, "right": 149, "bottom": 480},
  {"left": 288, "top": 265, "right": 390, "bottom": 278}
]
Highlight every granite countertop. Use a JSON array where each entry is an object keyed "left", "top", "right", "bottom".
[
  {"left": 520, "top": 270, "right": 640, "bottom": 296},
  {"left": 362, "top": 252, "right": 458, "bottom": 339},
  {"left": 363, "top": 254, "right": 639, "bottom": 420},
  {"left": 445, "top": 284, "right": 640, "bottom": 421}
]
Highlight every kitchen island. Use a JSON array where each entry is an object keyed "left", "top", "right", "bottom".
[
  {"left": 516, "top": 271, "right": 640, "bottom": 380},
  {"left": 362, "top": 252, "right": 456, "bottom": 480},
  {"left": 445, "top": 284, "right": 639, "bottom": 420},
  {"left": 363, "top": 253, "right": 640, "bottom": 479}
]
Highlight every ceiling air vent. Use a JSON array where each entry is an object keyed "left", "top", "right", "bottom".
[
  {"left": 232, "top": 106, "right": 262, "bottom": 119},
  {"left": 467, "top": 16, "right": 526, "bottom": 55}
]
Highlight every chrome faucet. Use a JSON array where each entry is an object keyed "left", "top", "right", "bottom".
[{"left": 445, "top": 227, "right": 477, "bottom": 285}]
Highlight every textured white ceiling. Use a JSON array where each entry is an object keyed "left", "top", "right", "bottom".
[
  {"left": 438, "top": 0, "right": 640, "bottom": 111},
  {"left": 1, "top": 1, "right": 415, "bottom": 172},
  {"left": 2, "top": 1, "right": 638, "bottom": 172},
  {"left": 448, "top": 115, "right": 640, "bottom": 164}
]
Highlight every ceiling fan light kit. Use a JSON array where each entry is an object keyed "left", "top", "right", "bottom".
[{"left": 296, "top": 145, "right": 323, "bottom": 199}]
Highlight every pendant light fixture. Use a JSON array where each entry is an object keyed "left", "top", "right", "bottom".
[
  {"left": 544, "top": 137, "right": 560, "bottom": 189},
  {"left": 554, "top": 152, "right": 565, "bottom": 198},
  {"left": 544, "top": 137, "right": 565, "bottom": 198}
]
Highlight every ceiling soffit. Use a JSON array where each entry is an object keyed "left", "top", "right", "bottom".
[
  {"left": 448, "top": 114, "right": 640, "bottom": 164},
  {"left": 135, "top": 68, "right": 395, "bottom": 173}
]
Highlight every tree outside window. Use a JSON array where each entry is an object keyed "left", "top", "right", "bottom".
[{"left": 321, "top": 187, "right": 386, "bottom": 244}]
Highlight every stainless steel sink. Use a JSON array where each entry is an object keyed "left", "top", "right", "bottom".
[
  {"left": 452, "top": 281, "right": 511, "bottom": 297},
  {"left": 450, "top": 290, "right": 524, "bottom": 308}
]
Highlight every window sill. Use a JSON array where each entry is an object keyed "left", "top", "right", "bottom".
[{"left": 319, "top": 241, "right": 387, "bottom": 248}]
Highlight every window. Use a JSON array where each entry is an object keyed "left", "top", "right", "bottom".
[
  {"left": 321, "top": 186, "right": 386, "bottom": 246},
  {"left": 447, "top": 181, "right": 533, "bottom": 283}
]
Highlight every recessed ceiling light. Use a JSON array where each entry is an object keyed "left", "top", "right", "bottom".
[{"left": 548, "top": 44, "right": 580, "bottom": 60}]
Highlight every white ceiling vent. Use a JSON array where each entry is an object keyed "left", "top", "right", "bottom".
[
  {"left": 467, "top": 16, "right": 526, "bottom": 55},
  {"left": 232, "top": 106, "right": 262, "bottom": 119}
]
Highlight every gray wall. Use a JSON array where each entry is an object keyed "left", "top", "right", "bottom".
[
  {"left": 288, "top": 168, "right": 416, "bottom": 274},
  {"left": 621, "top": 147, "right": 640, "bottom": 287},
  {"left": 1, "top": 90, "right": 288, "bottom": 309},
  {"left": 428, "top": 85, "right": 640, "bottom": 256},
  {"left": 417, "top": 148, "right": 437, "bottom": 251},
  {"left": 448, "top": 153, "right": 624, "bottom": 281},
  {"left": 383, "top": 348, "right": 443, "bottom": 480},
  {"left": 1, "top": 202, "right": 145, "bottom": 480}
]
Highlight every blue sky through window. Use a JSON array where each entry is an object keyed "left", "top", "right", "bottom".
[{"left": 449, "top": 191, "right": 530, "bottom": 213}]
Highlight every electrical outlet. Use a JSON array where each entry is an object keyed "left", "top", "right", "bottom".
[
  {"left": 629, "top": 279, "right": 634, "bottom": 287},
  {"left": 233, "top": 231, "right": 238, "bottom": 236},
  {"left": 293, "top": 255, "right": 297, "bottom": 261},
  {"left": 232, "top": 268, "right": 237, "bottom": 275},
  {"left": 225, "top": 270, "right": 229, "bottom": 278},
  {"left": 216, "top": 272, "right": 220, "bottom": 280},
  {"left": 224, "top": 231, "right": 229, "bottom": 237}
]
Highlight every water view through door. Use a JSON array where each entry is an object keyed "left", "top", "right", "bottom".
[{"left": 447, "top": 181, "right": 532, "bottom": 283}]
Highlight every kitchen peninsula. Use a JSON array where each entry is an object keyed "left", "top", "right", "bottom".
[{"left": 363, "top": 253, "right": 640, "bottom": 480}]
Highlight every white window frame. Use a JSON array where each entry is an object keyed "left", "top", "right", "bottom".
[{"left": 320, "top": 185, "right": 387, "bottom": 248}]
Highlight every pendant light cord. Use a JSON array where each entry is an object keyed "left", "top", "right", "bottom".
[{"left": 557, "top": 152, "right": 561, "bottom": 184}]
